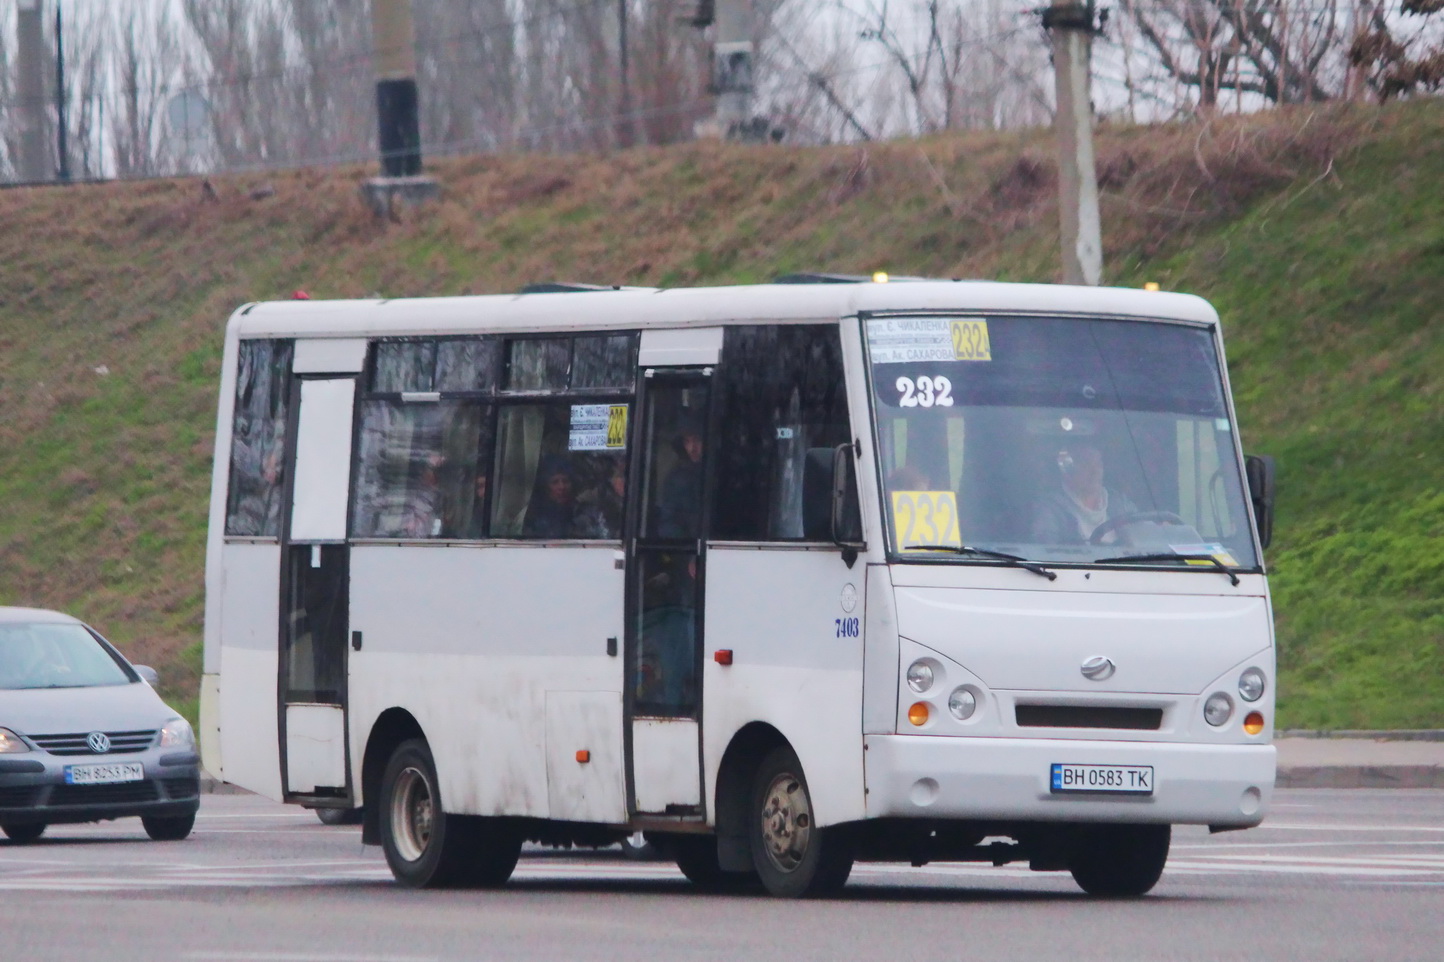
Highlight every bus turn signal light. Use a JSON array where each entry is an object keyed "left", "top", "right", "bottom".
[
  {"left": 714, "top": 649, "right": 733, "bottom": 665},
  {"left": 576, "top": 750, "right": 591, "bottom": 763},
  {"left": 1243, "top": 712, "right": 1265, "bottom": 735},
  {"left": 908, "top": 703, "right": 930, "bottom": 726}
]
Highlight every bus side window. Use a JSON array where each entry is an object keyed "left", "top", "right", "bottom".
[
  {"left": 352, "top": 400, "right": 491, "bottom": 540},
  {"left": 225, "top": 339, "right": 294, "bottom": 537},
  {"left": 491, "top": 402, "right": 629, "bottom": 540},
  {"left": 711, "top": 325, "right": 852, "bottom": 541}
]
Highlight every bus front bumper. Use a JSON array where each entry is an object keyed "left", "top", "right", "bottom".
[{"left": 863, "top": 734, "right": 1276, "bottom": 828}]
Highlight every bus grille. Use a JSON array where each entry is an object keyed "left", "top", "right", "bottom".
[
  {"left": 1015, "top": 705, "right": 1163, "bottom": 731},
  {"left": 30, "top": 730, "right": 158, "bottom": 755}
]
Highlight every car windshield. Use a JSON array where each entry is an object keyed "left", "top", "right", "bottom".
[
  {"left": 0, "top": 623, "right": 133, "bottom": 690},
  {"left": 865, "top": 313, "right": 1259, "bottom": 570}
]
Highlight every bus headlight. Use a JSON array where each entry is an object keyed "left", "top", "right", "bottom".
[
  {"left": 906, "top": 661, "right": 935, "bottom": 694},
  {"left": 1238, "top": 668, "right": 1267, "bottom": 703},
  {"left": 947, "top": 687, "right": 977, "bottom": 721},
  {"left": 1204, "top": 692, "right": 1234, "bottom": 727}
]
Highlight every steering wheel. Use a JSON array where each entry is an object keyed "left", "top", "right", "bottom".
[{"left": 1088, "top": 510, "right": 1186, "bottom": 545}]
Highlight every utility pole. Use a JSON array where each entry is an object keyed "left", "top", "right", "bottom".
[
  {"left": 16, "top": 0, "right": 49, "bottom": 182},
  {"left": 694, "top": 0, "right": 759, "bottom": 141},
  {"left": 362, "top": 0, "right": 438, "bottom": 217},
  {"left": 618, "top": 0, "right": 632, "bottom": 146},
  {"left": 55, "top": 0, "right": 69, "bottom": 182},
  {"left": 1043, "top": 0, "right": 1103, "bottom": 286}
]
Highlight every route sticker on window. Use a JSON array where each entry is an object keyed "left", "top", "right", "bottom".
[
  {"left": 867, "top": 318, "right": 992, "bottom": 364},
  {"left": 891, "top": 491, "right": 963, "bottom": 552},
  {"left": 1171, "top": 543, "right": 1240, "bottom": 567},
  {"left": 569, "top": 404, "right": 629, "bottom": 451}
]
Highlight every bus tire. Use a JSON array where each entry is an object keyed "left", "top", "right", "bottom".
[
  {"left": 748, "top": 746, "right": 853, "bottom": 898},
  {"left": 1068, "top": 823, "right": 1170, "bottom": 897},
  {"left": 1, "top": 822, "right": 45, "bottom": 843},
  {"left": 380, "top": 738, "right": 478, "bottom": 888},
  {"left": 670, "top": 835, "right": 759, "bottom": 891}
]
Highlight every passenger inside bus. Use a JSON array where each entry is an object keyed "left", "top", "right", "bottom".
[
  {"left": 575, "top": 460, "right": 625, "bottom": 539},
  {"left": 522, "top": 456, "right": 579, "bottom": 539},
  {"left": 1031, "top": 443, "right": 1138, "bottom": 544},
  {"left": 655, "top": 419, "right": 704, "bottom": 538}
]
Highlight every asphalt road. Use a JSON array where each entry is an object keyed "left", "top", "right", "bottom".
[{"left": 2, "top": 789, "right": 1441, "bottom": 962}]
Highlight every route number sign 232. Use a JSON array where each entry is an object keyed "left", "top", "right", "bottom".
[{"left": 891, "top": 491, "right": 962, "bottom": 552}]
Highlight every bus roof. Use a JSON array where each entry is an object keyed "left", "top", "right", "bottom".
[{"left": 226, "top": 281, "right": 1220, "bottom": 340}]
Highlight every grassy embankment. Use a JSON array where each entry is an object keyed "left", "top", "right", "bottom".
[{"left": 0, "top": 102, "right": 1439, "bottom": 727}]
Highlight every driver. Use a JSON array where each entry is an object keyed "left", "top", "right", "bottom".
[{"left": 1031, "top": 443, "right": 1137, "bottom": 544}]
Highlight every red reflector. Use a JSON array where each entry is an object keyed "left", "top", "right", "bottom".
[
  {"left": 713, "top": 649, "right": 733, "bottom": 665},
  {"left": 575, "top": 750, "right": 590, "bottom": 763},
  {"left": 291, "top": 290, "right": 311, "bottom": 300}
]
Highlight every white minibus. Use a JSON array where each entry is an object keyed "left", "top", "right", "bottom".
[{"left": 200, "top": 277, "right": 1277, "bottom": 897}]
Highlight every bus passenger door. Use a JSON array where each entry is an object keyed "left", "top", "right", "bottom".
[
  {"left": 280, "top": 375, "right": 357, "bottom": 800},
  {"left": 626, "top": 369, "right": 711, "bottom": 816}
]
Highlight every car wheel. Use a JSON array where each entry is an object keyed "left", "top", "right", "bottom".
[
  {"left": 621, "top": 831, "right": 667, "bottom": 861},
  {"left": 748, "top": 746, "right": 853, "bottom": 898},
  {"left": 1068, "top": 823, "right": 1171, "bottom": 897},
  {"left": 1, "top": 823, "right": 46, "bottom": 843},
  {"left": 315, "top": 807, "right": 363, "bottom": 826},
  {"left": 142, "top": 813, "right": 196, "bottom": 841},
  {"left": 380, "top": 738, "right": 520, "bottom": 888}
]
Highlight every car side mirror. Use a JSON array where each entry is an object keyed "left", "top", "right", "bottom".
[
  {"left": 1244, "top": 454, "right": 1276, "bottom": 550},
  {"left": 134, "top": 664, "right": 160, "bottom": 687}
]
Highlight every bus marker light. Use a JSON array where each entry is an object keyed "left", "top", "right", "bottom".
[
  {"left": 1243, "top": 712, "right": 1265, "bottom": 735},
  {"left": 873, "top": 271, "right": 890, "bottom": 283},
  {"left": 576, "top": 750, "right": 591, "bottom": 763},
  {"left": 714, "top": 649, "right": 733, "bottom": 665},
  {"left": 908, "top": 703, "right": 930, "bottom": 726},
  {"left": 1143, "top": 282, "right": 1160, "bottom": 291}
]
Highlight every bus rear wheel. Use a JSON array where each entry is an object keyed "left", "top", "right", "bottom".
[
  {"left": 1068, "top": 823, "right": 1170, "bottom": 897},
  {"left": 380, "top": 738, "right": 520, "bottom": 888},
  {"left": 748, "top": 746, "right": 853, "bottom": 898}
]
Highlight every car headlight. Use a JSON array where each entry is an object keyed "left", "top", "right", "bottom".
[
  {"left": 0, "top": 728, "right": 30, "bottom": 754},
  {"left": 906, "top": 661, "right": 935, "bottom": 693},
  {"left": 1204, "top": 692, "right": 1234, "bottom": 727},
  {"left": 159, "top": 718, "right": 195, "bottom": 749},
  {"left": 1238, "top": 667, "right": 1267, "bottom": 703}
]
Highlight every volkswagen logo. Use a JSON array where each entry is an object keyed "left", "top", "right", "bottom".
[
  {"left": 1080, "top": 656, "right": 1116, "bottom": 681},
  {"left": 86, "top": 732, "right": 112, "bottom": 754}
]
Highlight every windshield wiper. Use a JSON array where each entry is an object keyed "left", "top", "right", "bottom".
[
  {"left": 904, "top": 545, "right": 1057, "bottom": 581},
  {"left": 1093, "top": 552, "right": 1240, "bottom": 586}
]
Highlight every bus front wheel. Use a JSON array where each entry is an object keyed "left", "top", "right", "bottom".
[
  {"left": 748, "top": 746, "right": 853, "bottom": 898},
  {"left": 1068, "top": 823, "right": 1170, "bottom": 897},
  {"left": 380, "top": 738, "right": 520, "bottom": 888}
]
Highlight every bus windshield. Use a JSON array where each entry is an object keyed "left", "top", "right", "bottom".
[{"left": 865, "top": 314, "right": 1259, "bottom": 571}]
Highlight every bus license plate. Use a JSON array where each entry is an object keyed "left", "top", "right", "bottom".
[
  {"left": 65, "top": 763, "right": 145, "bottom": 786},
  {"left": 1051, "top": 763, "right": 1154, "bottom": 795}
]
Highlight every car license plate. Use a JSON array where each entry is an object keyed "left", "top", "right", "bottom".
[
  {"left": 64, "top": 762, "right": 145, "bottom": 786},
  {"left": 1051, "top": 763, "right": 1154, "bottom": 795}
]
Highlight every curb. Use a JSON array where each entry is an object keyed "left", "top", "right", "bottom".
[
  {"left": 1277, "top": 765, "right": 1444, "bottom": 789},
  {"left": 1278, "top": 730, "right": 1444, "bottom": 741}
]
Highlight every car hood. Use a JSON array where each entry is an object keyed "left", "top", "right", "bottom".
[{"left": 2, "top": 681, "right": 177, "bottom": 736}]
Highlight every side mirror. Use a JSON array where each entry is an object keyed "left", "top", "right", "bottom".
[
  {"left": 1244, "top": 454, "right": 1276, "bottom": 550},
  {"left": 134, "top": 664, "right": 160, "bottom": 687},
  {"left": 831, "top": 443, "right": 863, "bottom": 550}
]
